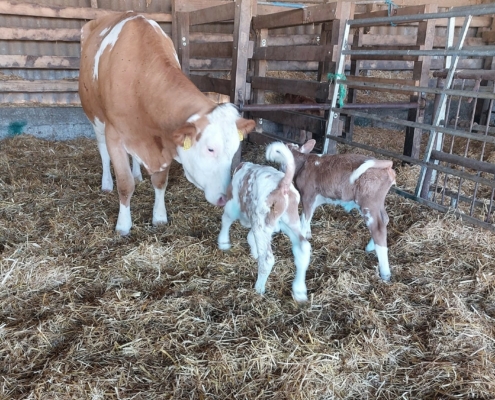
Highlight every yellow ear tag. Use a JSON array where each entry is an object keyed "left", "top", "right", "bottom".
[
  {"left": 183, "top": 136, "right": 192, "bottom": 150},
  {"left": 238, "top": 129, "right": 244, "bottom": 141}
]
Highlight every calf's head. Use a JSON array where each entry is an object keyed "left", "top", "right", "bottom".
[{"left": 174, "top": 103, "right": 255, "bottom": 206}]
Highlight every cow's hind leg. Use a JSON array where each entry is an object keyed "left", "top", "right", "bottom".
[
  {"left": 151, "top": 169, "right": 170, "bottom": 226},
  {"left": 106, "top": 126, "right": 135, "bottom": 235},
  {"left": 362, "top": 206, "right": 391, "bottom": 281},
  {"left": 93, "top": 119, "right": 113, "bottom": 192},
  {"left": 132, "top": 156, "right": 143, "bottom": 183}
]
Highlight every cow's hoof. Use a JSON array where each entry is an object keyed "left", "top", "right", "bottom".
[
  {"left": 116, "top": 228, "right": 131, "bottom": 236},
  {"left": 152, "top": 217, "right": 168, "bottom": 226},
  {"left": 218, "top": 241, "right": 231, "bottom": 251}
]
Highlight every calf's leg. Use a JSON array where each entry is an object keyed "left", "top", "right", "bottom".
[
  {"left": 252, "top": 226, "right": 275, "bottom": 296},
  {"left": 280, "top": 194, "right": 311, "bottom": 302},
  {"left": 362, "top": 206, "right": 391, "bottom": 281},
  {"left": 218, "top": 200, "right": 239, "bottom": 250}
]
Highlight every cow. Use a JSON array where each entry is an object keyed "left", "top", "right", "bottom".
[
  {"left": 285, "top": 139, "right": 396, "bottom": 281},
  {"left": 78, "top": 12, "right": 255, "bottom": 235},
  {"left": 218, "top": 142, "right": 311, "bottom": 302}
]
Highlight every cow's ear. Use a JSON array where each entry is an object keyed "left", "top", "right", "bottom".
[
  {"left": 172, "top": 123, "right": 197, "bottom": 149},
  {"left": 236, "top": 118, "right": 256, "bottom": 140},
  {"left": 300, "top": 139, "right": 316, "bottom": 154}
]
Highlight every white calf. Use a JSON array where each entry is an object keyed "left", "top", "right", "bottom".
[{"left": 218, "top": 142, "right": 311, "bottom": 302}]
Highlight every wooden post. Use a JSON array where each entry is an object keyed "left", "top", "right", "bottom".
[
  {"left": 231, "top": 0, "right": 254, "bottom": 169},
  {"left": 177, "top": 11, "right": 190, "bottom": 76}
]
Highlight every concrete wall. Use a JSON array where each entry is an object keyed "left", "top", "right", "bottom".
[{"left": 0, "top": 107, "right": 93, "bottom": 141}]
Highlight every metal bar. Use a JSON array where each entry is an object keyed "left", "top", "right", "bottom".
[
  {"left": 347, "top": 3, "right": 495, "bottom": 26},
  {"left": 338, "top": 80, "right": 495, "bottom": 100},
  {"left": 391, "top": 187, "right": 495, "bottom": 232},
  {"left": 341, "top": 102, "right": 420, "bottom": 110},
  {"left": 323, "top": 19, "right": 350, "bottom": 154},
  {"left": 335, "top": 108, "right": 495, "bottom": 145},
  {"left": 240, "top": 102, "right": 419, "bottom": 112},
  {"left": 416, "top": 14, "right": 472, "bottom": 197},
  {"left": 239, "top": 103, "right": 330, "bottom": 112},
  {"left": 324, "top": 135, "right": 495, "bottom": 189},
  {"left": 343, "top": 47, "right": 495, "bottom": 58}
]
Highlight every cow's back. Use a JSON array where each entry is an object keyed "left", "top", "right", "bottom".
[{"left": 79, "top": 12, "right": 215, "bottom": 171}]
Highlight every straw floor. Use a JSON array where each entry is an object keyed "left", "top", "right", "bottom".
[{"left": 1, "top": 135, "right": 494, "bottom": 399}]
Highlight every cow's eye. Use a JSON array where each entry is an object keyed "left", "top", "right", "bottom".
[{"left": 208, "top": 148, "right": 214, "bottom": 153}]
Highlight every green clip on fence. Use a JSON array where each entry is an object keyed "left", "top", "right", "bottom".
[{"left": 327, "top": 73, "right": 347, "bottom": 109}]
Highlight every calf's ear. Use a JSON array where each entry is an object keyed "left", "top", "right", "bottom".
[
  {"left": 301, "top": 139, "right": 316, "bottom": 154},
  {"left": 172, "top": 123, "right": 198, "bottom": 149},
  {"left": 236, "top": 118, "right": 256, "bottom": 139}
]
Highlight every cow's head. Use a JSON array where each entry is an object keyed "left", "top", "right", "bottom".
[{"left": 173, "top": 103, "right": 255, "bottom": 206}]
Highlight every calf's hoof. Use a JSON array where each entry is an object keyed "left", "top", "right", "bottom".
[
  {"left": 380, "top": 272, "right": 391, "bottom": 282},
  {"left": 292, "top": 289, "right": 308, "bottom": 303},
  {"left": 218, "top": 241, "right": 231, "bottom": 251}
]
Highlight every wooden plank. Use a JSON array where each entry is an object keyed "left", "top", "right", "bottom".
[
  {"left": 252, "top": 3, "right": 338, "bottom": 30},
  {"left": 252, "top": 45, "right": 328, "bottom": 61},
  {"left": 250, "top": 110, "right": 325, "bottom": 135},
  {"left": 482, "top": 30, "right": 495, "bottom": 44},
  {"left": 343, "top": 78, "right": 419, "bottom": 95},
  {"left": 174, "top": 0, "right": 231, "bottom": 13},
  {"left": 0, "top": 1, "right": 172, "bottom": 22},
  {"left": 188, "top": 2, "right": 235, "bottom": 25},
  {"left": 190, "top": 42, "right": 232, "bottom": 58},
  {"left": 353, "top": 5, "right": 427, "bottom": 22},
  {"left": 0, "top": 27, "right": 81, "bottom": 42},
  {"left": 0, "top": 55, "right": 80, "bottom": 69},
  {"left": 0, "top": 80, "right": 78, "bottom": 92},
  {"left": 190, "top": 23, "right": 234, "bottom": 34},
  {"left": 190, "top": 58, "right": 232, "bottom": 70},
  {"left": 250, "top": 77, "right": 329, "bottom": 101},
  {"left": 190, "top": 32, "right": 233, "bottom": 42},
  {"left": 190, "top": 75, "right": 231, "bottom": 95}
]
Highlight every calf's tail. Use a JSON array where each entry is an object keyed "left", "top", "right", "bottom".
[
  {"left": 349, "top": 159, "right": 394, "bottom": 184},
  {"left": 266, "top": 142, "right": 296, "bottom": 194}
]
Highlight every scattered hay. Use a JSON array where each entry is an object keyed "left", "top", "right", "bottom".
[{"left": 1, "top": 136, "right": 495, "bottom": 399}]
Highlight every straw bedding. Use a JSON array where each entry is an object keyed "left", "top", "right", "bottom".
[{"left": 1, "top": 135, "right": 494, "bottom": 399}]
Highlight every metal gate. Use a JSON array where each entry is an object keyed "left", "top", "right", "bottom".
[{"left": 324, "top": 3, "right": 495, "bottom": 231}]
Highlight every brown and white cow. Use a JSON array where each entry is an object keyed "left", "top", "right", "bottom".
[
  {"left": 218, "top": 142, "right": 311, "bottom": 302},
  {"left": 78, "top": 12, "right": 255, "bottom": 235},
  {"left": 285, "top": 139, "right": 396, "bottom": 281}
]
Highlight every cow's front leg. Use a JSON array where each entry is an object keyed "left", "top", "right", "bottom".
[
  {"left": 151, "top": 169, "right": 170, "bottom": 226},
  {"left": 106, "top": 135, "right": 135, "bottom": 236}
]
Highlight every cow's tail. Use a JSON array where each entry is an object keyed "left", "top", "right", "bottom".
[
  {"left": 349, "top": 159, "right": 394, "bottom": 184},
  {"left": 266, "top": 142, "right": 295, "bottom": 195}
]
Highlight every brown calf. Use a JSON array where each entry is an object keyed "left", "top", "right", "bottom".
[{"left": 286, "top": 139, "right": 396, "bottom": 281}]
